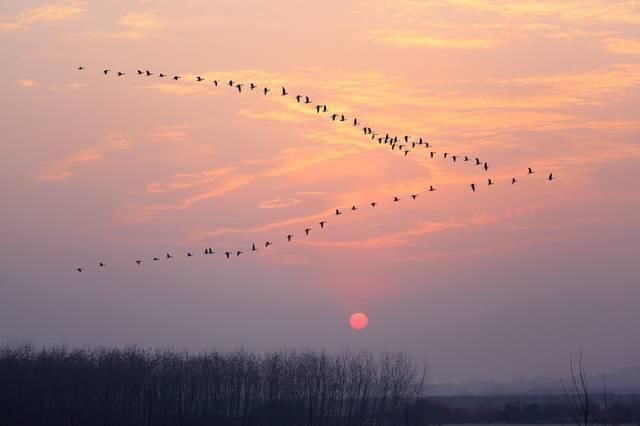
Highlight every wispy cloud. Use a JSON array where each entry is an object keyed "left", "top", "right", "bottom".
[
  {"left": 79, "top": 10, "right": 163, "bottom": 40},
  {"left": 362, "top": 31, "right": 498, "bottom": 49},
  {"left": 16, "top": 79, "right": 38, "bottom": 87},
  {"left": 258, "top": 198, "right": 302, "bottom": 209},
  {"left": 36, "top": 135, "right": 133, "bottom": 182},
  {"left": 0, "top": 1, "right": 85, "bottom": 32}
]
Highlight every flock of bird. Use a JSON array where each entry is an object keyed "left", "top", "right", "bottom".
[{"left": 73, "top": 66, "right": 554, "bottom": 272}]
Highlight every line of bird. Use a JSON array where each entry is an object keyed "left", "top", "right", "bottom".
[
  {"left": 78, "top": 66, "right": 496, "bottom": 171},
  {"left": 75, "top": 167, "right": 554, "bottom": 272}
]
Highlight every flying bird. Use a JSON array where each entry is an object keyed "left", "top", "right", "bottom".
[
  {"left": 187, "top": 253, "right": 193, "bottom": 257},
  {"left": 512, "top": 178, "right": 518, "bottom": 184},
  {"left": 393, "top": 196, "right": 400, "bottom": 202},
  {"left": 250, "top": 83, "right": 257, "bottom": 90},
  {"left": 484, "top": 162, "right": 489, "bottom": 171},
  {"left": 99, "top": 262, "right": 105, "bottom": 267},
  {"left": 471, "top": 183, "right": 476, "bottom": 192},
  {"left": 475, "top": 158, "right": 481, "bottom": 165},
  {"left": 159, "top": 73, "right": 166, "bottom": 78},
  {"left": 78, "top": 66, "right": 84, "bottom": 70},
  {"left": 304, "top": 228, "right": 312, "bottom": 235},
  {"left": 319, "top": 221, "right": 327, "bottom": 228},
  {"left": 429, "top": 185, "right": 436, "bottom": 191},
  {"left": 548, "top": 173, "right": 554, "bottom": 181},
  {"left": 136, "top": 260, "right": 142, "bottom": 265},
  {"left": 528, "top": 167, "right": 535, "bottom": 174},
  {"left": 252, "top": 244, "right": 257, "bottom": 251},
  {"left": 265, "top": 241, "right": 273, "bottom": 248},
  {"left": 117, "top": 72, "right": 125, "bottom": 76},
  {"left": 430, "top": 152, "right": 436, "bottom": 159},
  {"left": 370, "top": 202, "right": 378, "bottom": 207},
  {"left": 305, "top": 96, "right": 311, "bottom": 104},
  {"left": 173, "top": 76, "right": 181, "bottom": 80},
  {"left": 236, "top": 84, "right": 243, "bottom": 93},
  {"left": 196, "top": 76, "right": 204, "bottom": 81},
  {"left": 145, "top": 70, "right": 153, "bottom": 76},
  {"left": 225, "top": 251, "right": 231, "bottom": 259},
  {"left": 166, "top": 253, "right": 173, "bottom": 259},
  {"left": 411, "top": 194, "right": 418, "bottom": 200},
  {"left": 281, "top": 87, "right": 288, "bottom": 96},
  {"left": 77, "top": 268, "right": 83, "bottom": 272},
  {"left": 287, "top": 234, "right": 293, "bottom": 242},
  {"left": 263, "top": 87, "right": 270, "bottom": 95},
  {"left": 153, "top": 257, "right": 159, "bottom": 261},
  {"left": 335, "top": 209, "right": 342, "bottom": 215},
  {"left": 488, "top": 178, "right": 494, "bottom": 186},
  {"left": 213, "top": 80, "right": 218, "bottom": 86},
  {"left": 236, "top": 251, "right": 243, "bottom": 257},
  {"left": 103, "top": 69, "right": 110, "bottom": 75},
  {"left": 228, "top": 80, "right": 234, "bottom": 86},
  {"left": 296, "top": 95, "right": 302, "bottom": 102},
  {"left": 137, "top": 69, "right": 143, "bottom": 75}
]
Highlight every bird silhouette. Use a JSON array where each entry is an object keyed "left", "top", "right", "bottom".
[
  {"left": 173, "top": 76, "right": 180, "bottom": 80},
  {"left": 444, "top": 153, "right": 449, "bottom": 159},
  {"left": 471, "top": 183, "right": 476, "bottom": 192},
  {"left": 429, "top": 185, "right": 436, "bottom": 192},
  {"left": 484, "top": 162, "right": 489, "bottom": 171},
  {"left": 512, "top": 178, "right": 518, "bottom": 184},
  {"left": 548, "top": 173, "right": 554, "bottom": 181},
  {"left": 411, "top": 194, "right": 418, "bottom": 200},
  {"left": 187, "top": 253, "right": 193, "bottom": 257},
  {"left": 305, "top": 96, "right": 311, "bottom": 104},
  {"left": 265, "top": 241, "right": 273, "bottom": 248},
  {"left": 250, "top": 83, "right": 257, "bottom": 90},
  {"left": 335, "top": 209, "right": 342, "bottom": 216},
  {"left": 228, "top": 80, "right": 234, "bottom": 86},
  {"left": 137, "top": 69, "right": 143, "bottom": 75},
  {"left": 296, "top": 95, "right": 302, "bottom": 102},
  {"left": 430, "top": 152, "right": 436, "bottom": 159},
  {"left": 103, "top": 69, "right": 110, "bottom": 75},
  {"left": 159, "top": 73, "right": 166, "bottom": 78},
  {"left": 488, "top": 178, "right": 494, "bottom": 186},
  {"left": 117, "top": 72, "right": 125, "bottom": 76},
  {"left": 263, "top": 87, "right": 270, "bottom": 95},
  {"left": 166, "top": 253, "right": 173, "bottom": 259},
  {"left": 153, "top": 257, "right": 159, "bottom": 261},
  {"left": 464, "top": 156, "right": 470, "bottom": 162},
  {"left": 213, "top": 80, "right": 218, "bottom": 86},
  {"left": 393, "top": 196, "right": 400, "bottom": 202},
  {"left": 331, "top": 114, "right": 338, "bottom": 121},
  {"left": 77, "top": 268, "right": 84, "bottom": 272},
  {"left": 475, "top": 158, "right": 481, "bottom": 165},
  {"left": 315, "top": 105, "right": 322, "bottom": 113},
  {"left": 281, "top": 87, "right": 288, "bottom": 96},
  {"left": 528, "top": 167, "right": 535, "bottom": 174},
  {"left": 145, "top": 70, "right": 153, "bottom": 76},
  {"left": 236, "top": 251, "right": 243, "bottom": 257},
  {"left": 340, "top": 115, "right": 346, "bottom": 122},
  {"left": 136, "top": 260, "right": 142, "bottom": 265},
  {"left": 404, "top": 135, "right": 409, "bottom": 143},
  {"left": 319, "top": 221, "right": 327, "bottom": 228},
  {"left": 404, "top": 150, "right": 410, "bottom": 156},
  {"left": 351, "top": 205, "right": 358, "bottom": 211},
  {"left": 252, "top": 244, "right": 257, "bottom": 251},
  {"left": 225, "top": 251, "right": 231, "bottom": 259},
  {"left": 304, "top": 228, "right": 312, "bottom": 235},
  {"left": 370, "top": 202, "right": 378, "bottom": 207},
  {"left": 99, "top": 262, "right": 105, "bottom": 267},
  {"left": 196, "top": 76, "right": 204, "bottom": 81},
  {"left": 322, "top": 105, "right": 327, "bottom": 112},
  {"left": 236, "top": 84, "right": 243, "bottom": 93},
  {"left": 452, "top": 155, "right": 457, "bottom": 162},
  {"left": 78, "top": 66, "right": 84, "bottom": 71},
  {"left": 287, "top": 234, "right": 293, "bottom": 242}
]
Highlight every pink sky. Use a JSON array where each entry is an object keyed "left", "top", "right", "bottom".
[{"left": 1, "top": 0, "right": 639, "bottom": 383}]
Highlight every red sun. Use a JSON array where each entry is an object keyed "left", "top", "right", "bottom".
[{"left": 349, "top": 312, "right": 369, "bottom": 330}]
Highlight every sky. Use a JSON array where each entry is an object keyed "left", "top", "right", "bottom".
[{"left": 1, "top": 0, "right": 639, "bottom": 384}]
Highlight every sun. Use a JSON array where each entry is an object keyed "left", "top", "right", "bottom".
[{"left": 349, "top": 312, "right": 369, "bottom": 330}]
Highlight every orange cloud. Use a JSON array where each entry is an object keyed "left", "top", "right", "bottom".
[
  {"left": 16, "top": 80, "right": 38, "bottom": 87},
  {"left": 78, "top": 11, "right": 163, "bottom": 40},
  {"left": 258, "top": 198, "right": 302, "bottom": 209},
  {"left": 362, "top": 30, "right": 499, "bottom": 49},
  {"left": 0, "top": 1, "right": 85, "bottom": 32},
  {"left": 36, "top": 135, "right": 133, "bottom": 182},
  {"left": 604, "top": 38, "right": 640, "bottom": 55}
]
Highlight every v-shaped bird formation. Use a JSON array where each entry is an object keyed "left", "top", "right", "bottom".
[{"left": 73, "top": 66, "right": 555, "bottom": 272}]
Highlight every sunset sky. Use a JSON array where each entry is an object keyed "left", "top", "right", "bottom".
[{"left": 1, "top": 0, "right": 639, "bottom": 383}]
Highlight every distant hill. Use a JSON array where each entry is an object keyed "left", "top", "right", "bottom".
[{"left": 427, "top": 367, "right": 640, "bottom": 396}]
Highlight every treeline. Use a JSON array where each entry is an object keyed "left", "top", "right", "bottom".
[
  {"left": 0, "top": 345, "right": 425, "bottom": 426},
  {"left": 409, "top": 394, "right": 640, "bottom": 425}
]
